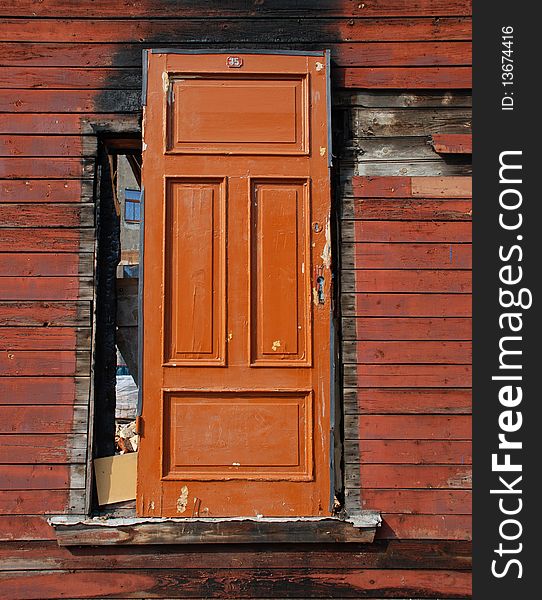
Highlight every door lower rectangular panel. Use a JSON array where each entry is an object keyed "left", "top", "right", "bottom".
[{"left": 162, "top": 391, "right": 313, "bottom": 481}]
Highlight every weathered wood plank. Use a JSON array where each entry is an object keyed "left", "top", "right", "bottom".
[
  {"left": 0, "top": 114, "right": 90, "bottom": 135},
  {"left": 0, "top": 229, "right": 94, "bottom": 252},
  {"left": 0, "top": 350, "right": 90, "bottom": 376},
  {"left": 0, "top": 68, "right": 141, "bottom": 90},
  {"left": 412, "top": 176, "right": 472, "bottom": 198},
  {"left": 338, "top": 67, "right": 471, "bottom": 89},
  {"left": 0, "top": 301, "right": 91, "bottom": 326},
  {"left": 342, "top": 270, "right": 471, "bottom": 293},
  {"left": 347, "top": 440, "right": 472, "bottom": 464},
  {"left": 351, "top": 109, "right": 471, "bottom": 137},
  {"left": 344, "top": 364, "right": 472, "bottom": 388},
  {"left": 0, "top": 18, "right": 472, "bottom": 43},
  {"left": 342, "top": 242, "right": 472, "bottom": 270},
  {"left": 0, "top": 328, "right": 90, "bottom": 351},
  {"left": 348, "top": 464, "right": 472, "bottom": 489},
  {"left": 0, "top": 43, "right": 133, "bottom": 68},
  {"left": 0, "top": 44, "right": 472, "bottom": 81},
  {"left": 350, "top": 176, "right": 411, "bottom": 197},
  {"left": 342, "top": 317, "right": 472, "bottom": 341},
  {"left": 0, "top": 253, "right": 93, "bottom": 276},
  {"left": 361, "top": 490, "right": 471, "bottom": 515},
  {"left": 53, "top": 518, "right": 379, "bottom": 546},
  {"left": 335, "top": 41, "right": 472, "bottom": 66},
  {"left": 375, "top": 514, "right": 472, "bottom": 540},
  {"left": 0, "top": 376, "right": 89, "bottom": 405},
  {"left": 0, "top": 464, "right": 84, "bottom": 490},
  {"left": 0, "top": 41, "right": 473, "bottom": 69},
  {"left": 430, "top": 134, "right": 472, "bottom": 154},
  {"left": 341, "top": 294, "right": 472, "bottom": 317},
  {"left": 0, "top": 539, "right": 472, "bottom": 571},
  {"left": 352, "top": 176, "right": 472, "bottom": 198},
  {"left": 0, "top": 136, "right": 97, "bottom": 158},
  {"left": 341, "top": 198, "right": 472, "bottom": 220},
  {"left": 0, "top": 1, "right": 473, "bottom": 18},
  {"left": 0, "top": 114, "right": 138, "bottom": 137},
  {"left": 343, "top": 388, "right": 472, "bottom": 414},
  {"left": 353, "top": 161, "right": 471, "bottom": 178},
  {"left": 0, "top": 90, "right": 140, "bottom": 114},
  {"left": 0, "top": 490, "right": 85, "bottom": 514},
  {"left": 343, "top": 341, "right": 472, "bottom": 364},
  {"left": 335, "top": 90, "right": 472, "bottom": 108},
  {"left": 0, "top": 435, "right": 86, "bottom": 463},
  {"left": 0, "top": 203, "right": 94, "bottom": 227},
  {"left": 0, "top": 516, "right": 55, "bottom": 541},
  {"left": 0, "top": 179, "right": 92, "bottom": 202},
  {"left": 0, "top": 277, "right": 93, "bottom": 300},
  {"left": 341, "top": 137, "right": 462, "bottom": 163},
  {"left": 0, "top": 405, "right": 87, "bottom": 434},
  {"left": 0, "top": 157, "right": 94, "bottom": 179},
  {"left": 347, "top": 415, "right": 472, "bottom": 440},
  {"left": 344, "top": 220, "right": 472, "bottom": 243},
  {"left": 0, "top": 567, "right": 472, "bottom": 598}
]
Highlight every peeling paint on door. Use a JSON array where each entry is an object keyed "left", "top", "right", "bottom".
[{"left": 176, "top": 485, "right": 189, "bottom": 514}]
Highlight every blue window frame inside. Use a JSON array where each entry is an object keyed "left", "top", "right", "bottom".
[{"left": 125, "top": 188, "right": 141, "bottom": 223}]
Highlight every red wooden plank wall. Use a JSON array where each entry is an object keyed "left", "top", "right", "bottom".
[
  {"left": 341, "top": 176, "right": 472, "bottom": 542},
  {"left": 0, "top": 1, "right": 472, "bottom": 598}
]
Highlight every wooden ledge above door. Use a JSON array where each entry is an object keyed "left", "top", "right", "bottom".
[{"left": 49, "top": 513, "right": 381, "bottom": 546}]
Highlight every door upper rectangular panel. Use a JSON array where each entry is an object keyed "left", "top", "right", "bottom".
[{"left": 168, "top": 76, "right": 308, "bottom": 154}]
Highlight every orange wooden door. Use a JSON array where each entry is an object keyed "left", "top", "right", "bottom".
[{"left": 137, "top": 51, "right": 332, "bottom": 517}]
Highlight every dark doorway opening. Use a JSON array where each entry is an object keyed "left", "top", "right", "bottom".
[{"left": 91, "top": 135, "right": 141, "bottom": 514}]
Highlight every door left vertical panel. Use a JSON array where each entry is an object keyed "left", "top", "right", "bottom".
[{"left": 164, "top": 178, "right": 226, "bottom": 366}]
